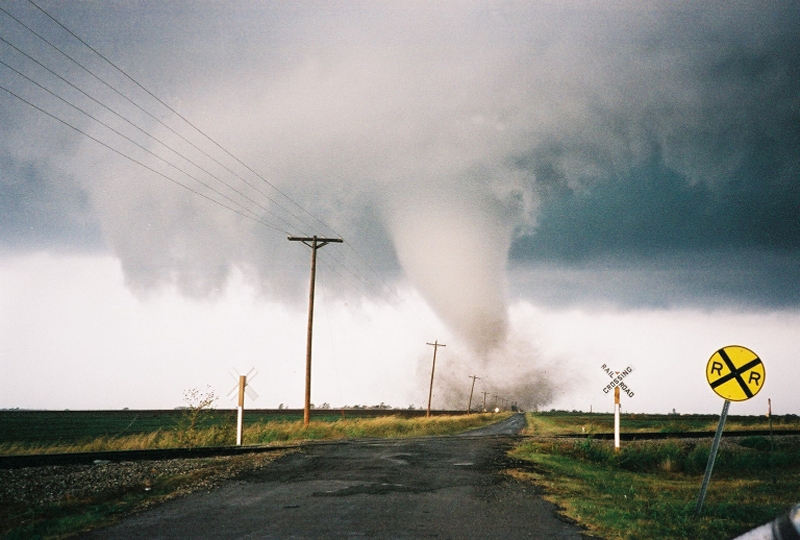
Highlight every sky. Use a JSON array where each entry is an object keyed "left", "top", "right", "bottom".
[{"left": 0, "top": 1, "right": 798, "bottom": 416}]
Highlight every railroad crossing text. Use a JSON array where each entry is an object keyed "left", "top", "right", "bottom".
[{"left": 601, "top": 364, "right": 634, "bottom": 397}]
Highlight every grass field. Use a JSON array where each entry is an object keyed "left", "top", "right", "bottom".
[
  {"left": 511, "top": 412, "right": 800, "bottom": 540},
  {"left": 0, "top": 409, "right": 448, "bottom": 445},
  {"left": 525, "top": 410, "right": 800, "bottom": 436},
  {"left": 0, "top": 409, "right": 498, "bottom": 455}
]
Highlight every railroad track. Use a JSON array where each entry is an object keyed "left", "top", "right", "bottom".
[
  {"left": 2, "top": 429, "right": 798, "bottom": 469},
  {"left": 0, "top": 443, "right": 297, "bottom": 469}
]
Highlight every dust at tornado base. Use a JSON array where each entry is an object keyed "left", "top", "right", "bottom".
[{"left": 77, "top": 414, "right": 593, "bottom": 539}]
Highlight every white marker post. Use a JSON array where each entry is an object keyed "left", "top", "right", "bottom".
[
  {"left": 236, "top": 375, "right": 246, "bottom": 446},
  {"left": 227, "top": 368, "right": 258, "bottom": 446},
  {"left": 614, "top": 386, "right": 621, "bottom": 452}
]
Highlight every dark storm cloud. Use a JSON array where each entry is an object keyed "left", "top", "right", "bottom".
[
  {"left": 507, "top": 2, "right": 800, "bottom": 308},
  {"left": 511, "top": 154, "right": 800, "bottom": 261},
  {"left": 0, "top": 148, "right": 103, "bottom": 253}
]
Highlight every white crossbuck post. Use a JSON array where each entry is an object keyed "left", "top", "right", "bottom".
[
  {"left": 236, "top": 375, "right": 246, "bottom": 446},
  {"left": 614, "top": 386, "right": 621, "bottom": 451},
  {"left": 228, "top": 368, "right": 258, "bottom": 446}
]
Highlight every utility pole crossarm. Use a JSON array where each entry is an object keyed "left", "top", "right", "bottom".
[{"left": 288, "top": 236, "right": 343, "bottom": 249}]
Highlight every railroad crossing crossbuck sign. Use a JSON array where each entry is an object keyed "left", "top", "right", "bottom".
[{"left": 705, "top": 345, "right": 765, "bottom": 402}]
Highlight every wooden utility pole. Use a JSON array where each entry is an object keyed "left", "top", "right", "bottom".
[
  {"left": 481, "top": 391, "right": 489, "bottom": 412},
  {"left": 426, "top": 340, "right": 446, "bottom": 417},
  {"left": 467, "top": 375, "right": 480, "bottom": 413},
  {"left": 288, "top": 235, "right": 343, "bottom": 427}
]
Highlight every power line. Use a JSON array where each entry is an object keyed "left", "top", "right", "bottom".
[
  {"left": 0, "top": 33, "right": 305, "bottom": 234},
  {"left": 0, "top": 81, "right": 287, "bottom": 234},
  {"left": 0, "top": 56, "right": 297, "bottom": 234},
  {"left": 0, "top": 5, "right": 312, "bottom": 237},
  {"left": 23, "top": 0, "right": 337, "bottom": 239}
]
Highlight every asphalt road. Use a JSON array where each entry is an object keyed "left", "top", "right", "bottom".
[{"left": 79, "top": 414, "right": 591, "bottom": 539}]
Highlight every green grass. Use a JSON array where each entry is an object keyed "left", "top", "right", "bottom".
[
  {"left": 510, "top": 413, "right": 800, "bottom": 540},
  {"left": 247, "top": 413, "right": 507, "bottom": 444},
  {"left": 525, "top": 411, "right": 800, "bottom": 436},
  {"left": 0, "top": 409, "right": 374, "bottom": 447},
  {"left": 0, "top": 412, "right": 505, "bottom": 455}
]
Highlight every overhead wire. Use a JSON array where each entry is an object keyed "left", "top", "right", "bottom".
[
  {"left": 0, "top": 53, "right": 298, "bottom": 235},
  {"left": 0, "top": 4, "right": 311, "bottom": 237},
  {"left": 316, "top": 253, "right": 431, "bottom": 337},
  {"left": 0, "top": 82, "right": 287, "bottom": 233},
  {"left": 23, "top": 0, "right": 336, "bottom": 240},
  {"left": 0, "top": 33, "right": 305, "bottom": 234}
]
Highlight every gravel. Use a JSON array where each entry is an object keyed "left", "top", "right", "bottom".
[{"left": 0, "top": 451, "right": 288, "bottom": 535}]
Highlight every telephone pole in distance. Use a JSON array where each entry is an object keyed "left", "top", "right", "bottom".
[
  {"left": 288, "top": 235, "right": 343, "bottom": 427},
  {"left": 467, "top": 375, "right": 480, "bottom": 413},
  {"left": 426, "top": 340, "right": 446, "bottom": 417}
]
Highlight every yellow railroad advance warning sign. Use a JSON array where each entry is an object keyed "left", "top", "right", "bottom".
[{"left": 705, "top": 345, "right": 765, "bottom": 401}]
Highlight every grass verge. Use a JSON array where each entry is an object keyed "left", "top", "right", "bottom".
[
  {"left": 510, "top": 432, "right": 800, "bottom": 539},
  {"left": 247, "top": 412, "right": 508, "bottom": 444},
  {"left": 0, "top": 412, "right": 506, "bottom": 455},
  {"left": 524, "top": 411, "right": 800, "bottom": 436}
]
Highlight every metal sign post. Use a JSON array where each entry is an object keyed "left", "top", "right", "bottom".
[
  {"left": 696, "top": 345, "right": 765, "bottom": 514},
  {"left": 695, "top": 398, "right": 730, "bottom": 514}
]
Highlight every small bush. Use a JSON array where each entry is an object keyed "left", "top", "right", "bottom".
[
  {"left": 739, "top": 436, "right": 771, "bottom": 452},
  {"left": 174, "top": 387, "right": 235, "bottom": 447}
]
